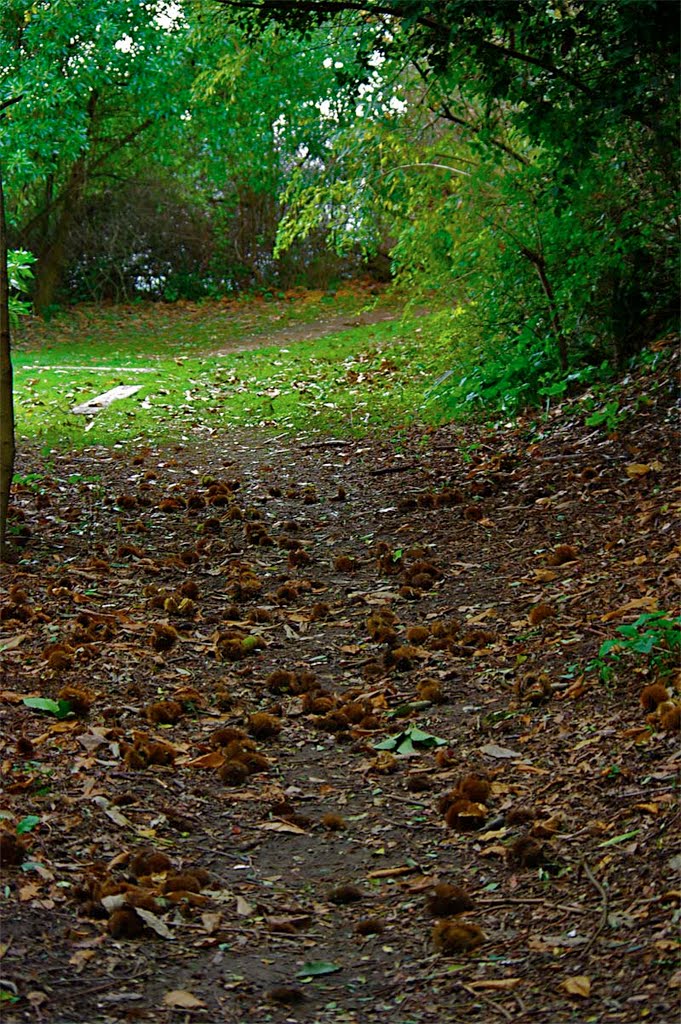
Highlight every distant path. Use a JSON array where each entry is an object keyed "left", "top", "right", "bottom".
[{"left": 212, "top": 306, "right": 408, "bottom": 354}]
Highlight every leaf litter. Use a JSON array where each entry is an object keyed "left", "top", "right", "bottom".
[{"left": 0, "top": 344, "right": 679, "bottom": 1023}]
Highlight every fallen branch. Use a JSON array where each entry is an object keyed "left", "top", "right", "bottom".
[{"left": 580, "top": 856, "right": 609, "bottom": 951}]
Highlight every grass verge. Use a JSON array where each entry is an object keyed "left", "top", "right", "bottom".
[{"left": 13, "top": 293, "right": 467, "bottom": 450}]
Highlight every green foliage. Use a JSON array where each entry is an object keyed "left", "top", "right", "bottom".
[
  {"left": 7, "top": 249, "right": 34, "bottom": 325},
  {"left": 589, "top": 613, "right": 681, "bottom": 683},
  {"left": 16, "top": 815, "right": 40, "bottom": 835},
  {"left": 22, "top": 696, "right": 73, "bottom": 719},
  {"left": 228, "top": 0, "right": 679, "bottom": 408}
]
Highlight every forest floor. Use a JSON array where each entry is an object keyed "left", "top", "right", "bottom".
[{"left": 0, "top": 316, "right": 679, "bottom": 1024}]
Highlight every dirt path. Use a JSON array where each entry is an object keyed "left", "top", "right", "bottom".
[
  {"left": 212, "top": 306, "right": 415, "bottom": 353},
  {"left": 0, "top": 347, "right": 678, "bottom": 1024}
]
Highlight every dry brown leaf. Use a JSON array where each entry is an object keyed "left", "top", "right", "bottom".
[
  {"left": 468, "top": 979, "right": 522, "bottom": 992},
  {"left": 626, "top": 462, "right": 652, "bottom": 478},
  {"left": 135, "top": 907, "right": 173, "bottom": 939},
  {"left": 258, "top": 820, "right": 307, "bottom": 835},
  {"left": 18, "top": 883, "right": 41, "bottom": 902},
  {"left": 186, "top": 751, "right": 225, "bottom": 769},
  {"left": 235, "top": 894, "right": 254, "bottom": 916},
  {"left": 560, "top": 976, "right": 591, "bottom": 998},
  {"left": 601, "top": 596, "right": 658, "bottom": 622},
  {"left": 201, "top": 911, "right": 222, "bottom": 934},
  {"left": 162, "top": 990, "right": 206, "bottom": 1009},
  {"left": 533, "top": 569, "right": 558, "bottom": 582}
]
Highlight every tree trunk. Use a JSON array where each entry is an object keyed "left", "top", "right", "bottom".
[
  {"left": 0, "top": 161, "right": 15, "bottom": 562},
  {"left": 32, "top": 157, "right": 86, "bottom": 315}
]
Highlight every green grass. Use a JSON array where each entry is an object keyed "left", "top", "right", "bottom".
[{"left": 12, "top": 292, "right": 469, "bottom": 450}]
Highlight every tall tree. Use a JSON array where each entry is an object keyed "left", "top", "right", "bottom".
[
  {"left": 0, "top": 0, "right": 195, "bottom": 311},
  {"left": 218, "top": 0, "right": 679, "bottom": 368}
]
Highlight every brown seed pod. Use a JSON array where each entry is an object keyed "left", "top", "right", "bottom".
[
  {"left": 150, "top": 623, "right": 178, "bottom": 652},
  {"left": 108, "top": 907, "right": 146, "bottom": 939},
  {"left": 426, "top": 883, "right": 474, "bottom": 918},
  {"left": 16, "top": 736, "right": 35, "bottom": 758},
  {"left": 355, "top": 918, "right": 384, "bottom": 936},
  {"left": 444, "top": 799, "right": 487, "bottom": 832},
  {"left": 267, "top": 987, "right": 305, "bottom": 1006},
  {"left": 509, "top": 835, "right": 544, "bottom": 868},
  {"left": 145, "top": 700, "right": 183, "bottom": 725},
  {"left": 45, "top": 645, "right": 75, "bottom": 671},
  {"left": 406, "top": 625, "right": 430, "bottom": 645},
  {"left": 546, "top": 544, "right": 578, "bottom": 566},
  {"left": 163, "top": 871, "right": 204, "bottom": 894},
  {"left": 210, "top": 726, "right": 247, "bottom": 748},
  {"left": 266, "top": 668, "right": 297, "bottom": 693},
  {"left": 320, "top": 813, "right": 346, "bottom": 831},
  {"left": 416, "top": 679, "right": 445, "bottom": 704},
  {"left": 328, "top": 884, "right": 364, "bottom": 905},
  {"left": 514, "top": 672, "right": 553, "bottom": 703},
  {"left": 247, "top": 712, "right": 282, "bottom": 740},
  {"left": 456, "top": 773, "right": 491, "bottom": 805},
  {"left": 432, "top": 920, "right": 485, "bottom": 954},
  {"left": 334, "top": 555, "right": 358, "bottom": 572},
  {"left": 58, "top": 685, "right": 95, "bottom": 716},
  {"left": 179, "top": 580, "right": 199, "bottom": 599},
  {"left": 217, "top": 760, "right": 250, "bottom": 786},
  {"left": 406, "top": 773, "right": 432, "bottom": 793},
  {"left": 659, "top": 702, "right": 681, "bottom": 732},
  {"left": 129, "top": 850, "right": 172, "bottom": 878},
  {"left": 505, "top": 805, "right": 536, "bottom": 826},
  {"left": 528, "top": 603, "right": 557, "bottom": 626},
  {"left": 288, "top": 548, "right": 312, "bottom": 568},
  {"left": 317, "top": 710, "right": 350, "bottom": 733},
  {"left": 247, "top": 606, "right": 273, "bottom": 623},
  {"left": 0, "top": 831, "right": 26, "bottom": 867},
  {"left": 145, "top": 741, "right": 176, "bottom": 767},
  {"left": 240, "top": 750, "right": 271, "bottom": 774},
  {"left": 640, "top": 683, "right": 669, "bottom": 712},
  {"left": 383, "top": 645, "right": 417, "bottom": 672}
]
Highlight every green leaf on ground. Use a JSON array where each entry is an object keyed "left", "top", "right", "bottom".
[
  {"left": 296, "top": 961, "right": 342, "bottom": 978},
  {"left": 22, "top": 697, "right": 73, "bottom": 719}
]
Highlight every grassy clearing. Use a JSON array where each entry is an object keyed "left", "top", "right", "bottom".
[{"left": 13, "top": 292, "right": 467, "bottom": 451}]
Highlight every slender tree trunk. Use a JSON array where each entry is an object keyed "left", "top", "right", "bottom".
[
  {"left": 0, "top": 161, "right": 15, "bottom": 561},
  {"left": 520, "top": 246, "right": 569, "bottom": 372}
]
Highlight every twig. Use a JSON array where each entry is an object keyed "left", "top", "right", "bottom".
[
  {"left": 580, "top": 856, "right": 609, "bottom": 952},
  {"left": 479, "top": 897, "right": 589, "bottom": 915},
  {"left": 460, "top": 982, "right": 514, "bottom": 1021}
]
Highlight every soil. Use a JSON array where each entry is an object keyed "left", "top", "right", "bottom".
[{"left": 0, "top": 336, "right": 679, "bottom": 1024}]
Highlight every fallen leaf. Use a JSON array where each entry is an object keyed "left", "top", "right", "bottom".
[
  {"left": 296, "top": 960, "right": 341, "bottom": 978},
  {"left": 258, "top": 820, "right": 308, "bottom": 834},
  {"left": 560, "top": 975, "right": 591, "bottom": 998},
  {"left": 186, "top": 751, "right": 225, "bottom": 769},
  {"left": 135, "top": 907, "right": 173, "bottom": 939},
  {"left": 468, "top": 978, "right": 522, "bottom": 992},
  {"left": 601, "top": 596, "right": 658, "bottom": 622},
  {"left": 162, "top": 990, "right": 206, "bottom": 1008},
  {"left": 201, "top": 911, "right": 222, "bottom": 934},
  {"left": 626, "top": 463, "right": 652, "bottom": 478},
  {"left": 0, "top": 634, "right": 27, "bottom": 653},
  {"left": 235, "top": 895, "right": 254, "bottom": 916},
  {"left": 479, "top": 743, "right": 522, "bottom": 759}
]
